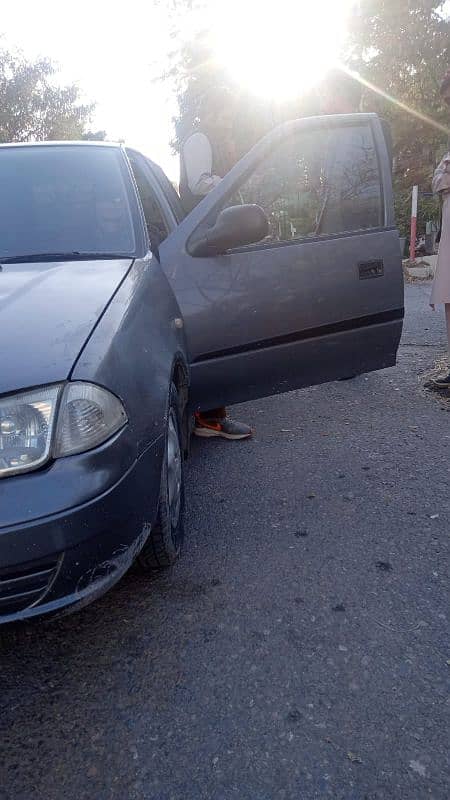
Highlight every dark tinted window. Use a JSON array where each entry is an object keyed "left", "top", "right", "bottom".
[
  {"left": 129, "top": 159, "right": 168, "bottom": 252},
  {"left": 0, "top": 146, "right": 136, "bottom": 260},
  {"left": 224, "top": 125, "right": 381, "bottom": 244}
]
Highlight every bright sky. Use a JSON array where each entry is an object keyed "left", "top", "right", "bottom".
[
  {"left": 2, "top": 1, "right": 179, "bottom": 176},
  {"left": 1, "top": 0, "right": 358, "bottom": 179},
  {"left": 2, "top": 1, "right": 450, "bottom": 181}
]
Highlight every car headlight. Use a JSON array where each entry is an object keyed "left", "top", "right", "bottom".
[
  {"left": 0, "top": 383, "right": 127, "bottom": 478},
  {"left": 0, "top": 386, "right": 60, "bottom": 478}
]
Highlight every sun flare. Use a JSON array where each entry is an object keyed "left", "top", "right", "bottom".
[{"left": 210, "top": 0, "right": 354, "bottom": 101}]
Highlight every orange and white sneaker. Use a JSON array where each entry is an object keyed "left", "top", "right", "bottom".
[{"left": 194, "top": 414, "right": 253, "bottom": 440}]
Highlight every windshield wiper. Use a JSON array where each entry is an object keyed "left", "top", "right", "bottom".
[{"left": 0, "top": 251, "right": 133, "bottom": 264}]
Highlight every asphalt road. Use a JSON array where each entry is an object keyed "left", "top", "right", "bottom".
[{"left": 1, "top": 283, "right": 449, "bottom": 800}]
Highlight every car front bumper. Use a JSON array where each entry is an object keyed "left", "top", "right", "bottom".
[{"left": 0, "top": 436, "right": 163, "bottom": 624}]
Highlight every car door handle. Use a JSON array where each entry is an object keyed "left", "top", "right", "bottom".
[{"left": 358, "top": 259, "right": 384, "bottom": 280}]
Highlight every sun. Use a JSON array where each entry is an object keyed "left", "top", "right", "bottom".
[{"left": 210, "top": 0, "right": 354, "bottom": 101}]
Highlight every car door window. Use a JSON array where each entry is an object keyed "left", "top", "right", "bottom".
[
  {"left": 129, "top": 159, "right": 169, "bottom": 253},
  {"left": 223, "top": 124, "right": 382, "bottom": 245}
]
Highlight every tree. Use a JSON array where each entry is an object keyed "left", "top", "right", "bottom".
[
  {"left": 168, "top": 31, "right": 316, "bottom": 161},
  {"left": 348, "top": 1, "right": 450, "bottom": 197},
  {"left": 0, "top": 45, "right": 94, "bottom": 143},
  {"left": 167, "top": 1, "right": 449, "bottom": 235},
  {"left": 170, "top": 36, "right": 263, "bottom": 157},
  {"left": 81, "top": 130, "right": 107, "bottom": 141}
]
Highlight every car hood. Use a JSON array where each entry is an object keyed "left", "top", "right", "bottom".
[{"left": 0, "top": 259, "right": 133, "bottom": 395}]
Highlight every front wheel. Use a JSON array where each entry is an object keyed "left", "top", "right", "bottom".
[{"left": 138, "top": 383, "right": 185, "bottom": 571}]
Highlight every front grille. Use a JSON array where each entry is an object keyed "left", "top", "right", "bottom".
[{"left": 0, "top": 556, "right": 60, "bottom": 615}]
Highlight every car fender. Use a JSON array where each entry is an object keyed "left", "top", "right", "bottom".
[{"left": 71, "top": 253, "right": 190, "bottom": 476}]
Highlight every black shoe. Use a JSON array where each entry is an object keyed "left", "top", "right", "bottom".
[{"left": 432, "top": 372, "right": 450, "bottom": 388}]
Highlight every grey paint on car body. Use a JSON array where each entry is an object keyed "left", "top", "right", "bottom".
[
  {"left": 0, "top": 116, "right": 404, "bottom": 622},
  {"left": 0, "top": 259, "right": 133, "bottom": 395},
  {"left": 158, "top": 114, "right": 403, "bottom": 409}
]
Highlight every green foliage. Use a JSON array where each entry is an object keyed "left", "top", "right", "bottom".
[
  {"left": 170, "top": 35, "right": 264, "bottom": 156},
  {"left": 81, "top": 130, "right": 107, "bottom": 141},
  {"left": 167, "top": 30, "right": 318, "bottom": 158},
  {"left": 348, "top": 0, "right": 450, "bottom": 193},
  {"left": 0, "top": 46, "right": 94, "bottom": 143}
]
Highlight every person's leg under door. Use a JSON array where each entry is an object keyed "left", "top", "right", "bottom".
[
  {"left": 194, "top": 407, "right": 253, "bottom": 440},
  {"left": 433, "top": 303, "right": 450, "bottom": 387}
]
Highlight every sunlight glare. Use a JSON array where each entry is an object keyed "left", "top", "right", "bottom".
[{"left": 210, "top": 0, "right": 354, "bottom": 100}]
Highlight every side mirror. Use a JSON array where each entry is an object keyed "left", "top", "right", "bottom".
[{"left": 189, "top": 204, "right": 269, "bottom": 257}]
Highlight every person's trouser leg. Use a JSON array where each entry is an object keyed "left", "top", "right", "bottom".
[
  {"left": 432, "top": 304, "right": 450, "bottom": 387},
  {"left": 446, "top": 304, "right": 450, "bottom": 359},
  {"left": 197, "top": 407, "right": 226, "bottom": 422}
]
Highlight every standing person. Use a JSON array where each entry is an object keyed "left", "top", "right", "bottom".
[
  {"left": 313, "top": 69, "right": 366, "bottom": 238},
  {"left": 319, "top": 68, "right": 394, "bottom": 167},
  {"left": 430, "top": 70, "right": 450, "bottom": 387},
  {"left": 179, "top": 89, "right": 253, "bottom": 440},
  {"left": 319, "top": 68, "right": 362, "bottom": 115}
]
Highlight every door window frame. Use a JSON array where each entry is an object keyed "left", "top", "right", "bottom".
[{"left": 183, "top": 114, "right": 393, "bottom": 256}]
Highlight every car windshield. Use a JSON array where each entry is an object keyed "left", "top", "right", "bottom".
[{"left": 0, "top": 145, "right": 137, "bottom": 262}]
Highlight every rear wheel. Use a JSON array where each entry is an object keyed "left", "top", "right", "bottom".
[{"left": 138, "top": 383, "right": 185, "bottom": 570}]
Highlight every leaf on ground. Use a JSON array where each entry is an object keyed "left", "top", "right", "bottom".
[
  {"left": 409, "top": 760, "right": 426, "bottom": 777},
  {"left": 347, "top": 752, "right": 362, "bottom": 764}
]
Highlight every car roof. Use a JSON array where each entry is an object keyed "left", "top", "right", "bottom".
[{"left": 0, "top": 140, "right": 123, "bottom": 149}]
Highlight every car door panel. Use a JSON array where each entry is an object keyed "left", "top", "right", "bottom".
[
  {"left": 190, "top": 308, "right": 400, "bottom": 411},
  {"left": 159, "top": 114, "right": 403, "bottom": 409}
]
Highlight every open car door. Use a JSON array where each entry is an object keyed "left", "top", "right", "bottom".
[{"left": 158, "top": 114, "right": 404, "bottom": 411}]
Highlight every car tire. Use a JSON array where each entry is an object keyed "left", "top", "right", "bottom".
[{"left": 138, "top": 382, "right": 185, "bottom": 571}]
